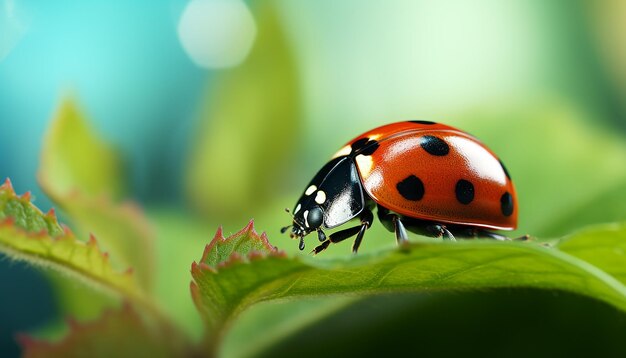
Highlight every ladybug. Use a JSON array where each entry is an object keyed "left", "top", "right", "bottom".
[{"left": 282, "top": 121, "right": 522, "bottom": 254}]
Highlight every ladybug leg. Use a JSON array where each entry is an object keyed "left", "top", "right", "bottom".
[
  {"left": 312, "top": 209, "right": 374, "bottom": 255},
  {"left": 329, "top": 226, "right": 362, "bottom": 243},
  {"left": 476, "top": 230, "right": 509, "bottom": 241},
  {"left": 352, "top": 209, "right": 374, "bottom": 254},
  {"left": 311, "top": 240, "right": 331, "bottom": 255},
  {"left": 427, "top": 224, "right": 456, "bottom": 242},
  {"left": 393, "top": 216, "right": 409, "bottom": 245},
  {"left": 376, "top": 205, "right": 409, "bottom": 245},
  {"left": 471, "top": 229, "right": 530, "bottom": 241},
  {"left": 311, "top": 226, "right": 360, "bottom": 255}
]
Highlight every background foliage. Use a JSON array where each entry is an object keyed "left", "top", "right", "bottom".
[{"left": 2, "top": 0, "right": 626, "bottom": 357}]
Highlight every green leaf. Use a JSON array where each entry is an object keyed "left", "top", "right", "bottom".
[
  {"left": 39, "top": 96, "right": 125, "bottom": 199},
  {"left": 191, "top": 221, "right": 626, "bottom": 354},
  {"left": 20, "top": 304, "right": 193, "bottom": 358},
  {"left": 0, "top": 180, "right": 62, "bottom": 236},
  {"left": 46, "top": 194, "right": 156, "bottom": 290},
  {"left": 559, "top": 222, "right": 626, "bottom": 285},
  {"left": 1, "top": 179, "right": 193, "bottom": 354},
  {"left": 185, "top": 1, "right": 300, "bottom": 218},
  {"left": 39, "top": 97, "right": 155, "bottom": 288},
  {"left": 0, "top": 178, "right": 143, "bottom": 302}
]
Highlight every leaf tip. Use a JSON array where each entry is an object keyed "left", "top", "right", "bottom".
[
  {"left": 62, "top": 225, "right": 74, "bottom": 237},
  {"left": 243, "top": 219, "right": 255, "bottom": 233},
  {"left": 87, "top": 233, "right": 98, "bottom": 246},
  {"left": 200, "top": 226, "right": 225, "bottom": 263},
  {"left": 1, "top": 177, "right": 14, "bottom": 193},
  {"left": 191, "top": 260, "right": 216, "bottom": 275},
  {"left": 197, "top": 220, "right": 286, "bottom": 272},
  {"left": 46, "top": 207, "right": 57, "bottom": 219},
  {"left": 20, "top": 191, "right": 32, "bottom": 201}
]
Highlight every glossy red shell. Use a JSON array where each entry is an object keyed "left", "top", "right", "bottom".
[{"left": 334, "top": 121, "right": 518, "bottom": 230}]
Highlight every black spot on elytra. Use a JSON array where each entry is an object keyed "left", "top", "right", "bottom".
[
  {"left": 420, "top": 136, "right": 449, "bottom": 156},
  {"left": 359, "top": 140, "right": 379, "bottom": 156},
  {"left": 500, "top": 192, "right": 513, "bottom": 216},
  {"left": 455, "top": 179, "right": 474, "bottom": 204},
  {"left": 499, "top": 159, "right": 511, "bottom": 180},
  {"left": 396, "top": 175, "right": 424, "bottom": 201},
  {"left": 351, "top": 137, "right": 379, "bottom": 156},
  {"left": 409, "top": 120, "right": 436, "bottom": 125},
  {"left": 351, "top": 138, "right": 369, "bottom": 151}
]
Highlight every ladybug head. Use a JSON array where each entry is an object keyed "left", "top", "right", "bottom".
[
  {"left": 281, "top": 204, "right": 325, "bottom": 251},
  {"left": 282, "top": 156, "right": 366, "bottom": 251},
  {"left": 291, "top": 205, "right": 323, "bottom": 236}
]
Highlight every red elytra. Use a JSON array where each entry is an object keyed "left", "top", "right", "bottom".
[
  {"left": 338, "top": 120, "right": 517, "bottom": 230},
  {"left": 284, "top": 120, "right": 520, "bottom": 254}
]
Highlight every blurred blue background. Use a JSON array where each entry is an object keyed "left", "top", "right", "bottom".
[{"left": 0, "top": 0, "right": 207, "bottom": 205}]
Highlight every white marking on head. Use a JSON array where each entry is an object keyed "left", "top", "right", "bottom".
[
  {"left": 294, "top": 203, "right": 301, "bottom": 214},
  {"left": 355, "top": 154, "right": 374, "bottom": 177},
  {"left": 315, "top": 190, "right": 326, "bottom": 204},
  {"left": 303, "top": 210, "right": 310, "bottom": 227},
  {"left": 305, "top": 185, "right": 317, "bottom": 196}
]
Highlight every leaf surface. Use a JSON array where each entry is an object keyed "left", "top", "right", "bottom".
[
  {"left": 39, "top": 96, "right": 125, "bottom": 199},
  {"left": 20, "top": 304, "right": 192, "bottom": 358},
  {"left": 191, "top": 221, "right": 626, "bottom": 354},
  {"left": 185, "top": 1, "right": 300, "bottom": 218},
  {"left": 0, "top": 179, "right": 144, "bottom": 303},
  {"left": 559, "top": 223, "right": 626, "bottom": 285},
  {"left": 39, "top": 97, "right": 155, "bottom": 288}
]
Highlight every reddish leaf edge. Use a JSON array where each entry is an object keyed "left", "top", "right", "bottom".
[
  {"left": 0, "top": 217, "right": 135, "bottom": 277},
  {"left": 188, "top": 220, "right": 288, "bottom": 354},
  {"left": 0, "top": 178, "right": 135, "bottom": 277},
  {"left": 37, "top": 172, "right": 156, "bottom": 288},
  {"left": 3, "top": 178, "right": 193, "bottom": 356},
  {"left": 37, "top": 173, "right": 156, "bottom": 260},
  {"left": 193, "top": 219, "right": 287, "bottom": 273},
  {"left": 16, "top": 302, "right": 137, "bottom": 354},
  {"left": 15, "top": 302, "right": 197, "bottom": 358}
]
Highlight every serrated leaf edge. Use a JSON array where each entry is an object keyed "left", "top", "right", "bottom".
[
  {"left": 2, "top": 178, "right": 192, "bottom": 352},
  {"left": 194, "top": 220, "right": 285, "bottom": 273},
  {"left": 17, "top": 303, "right": 134, "bottom": 349},
  {"left": 0, "top": 218, "right": 136, "bottom": 289},
  {"left": 0, "top": 178, "right": 139, "bottom": 296}
]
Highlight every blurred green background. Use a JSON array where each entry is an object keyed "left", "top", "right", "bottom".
[{"left": 2, "top": 0, "right": 626, "bottom": 357}]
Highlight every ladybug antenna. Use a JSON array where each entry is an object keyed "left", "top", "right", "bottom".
[
  {"left": 283, "top": 207, "right": 306, "bottom": 230},
  {"left": 281, "top": 208, "right": 294, "bottom": 235}
]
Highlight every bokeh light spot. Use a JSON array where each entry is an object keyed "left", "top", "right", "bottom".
[{"left": 177, "top": 0, "right": 256, "bottom": 69}]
